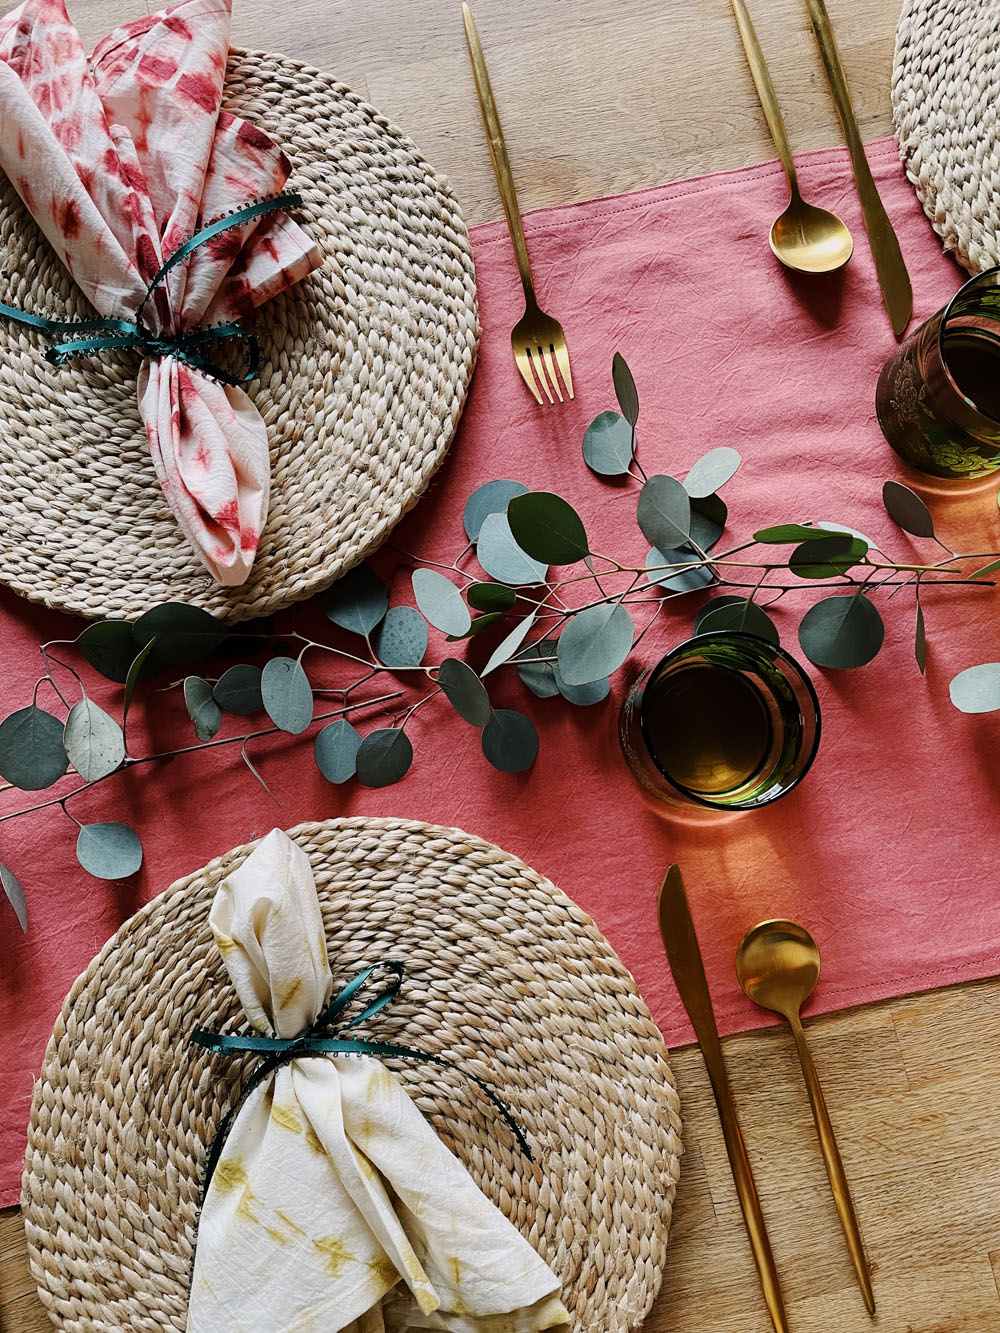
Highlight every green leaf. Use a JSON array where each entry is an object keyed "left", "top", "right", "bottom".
[
  {"left": 481, "top": 612, "right": 537, "bottom": 677},
  {"left": 76, "top": 621, "right": 143, "bottom": 684},
  {"left": 356, "top": 728, "right": 413, "bottom": 787},
  {"left": 261, "top": 657, "right": 313, "bottom": 734},
  {"left": 949, "top": 662, "right": 1000, "bottom": 713},
  {"left": 915, "top": 600, "right": 927, "bottom": 676},
  {"left": 447, "top": 613, "right": 505, "bottom": 640},
  {"left": 554, "top": 670, "right": 610, "bottom": 706},
  {"left": 882, "top": 480, "right": 934, "bottom": 538},
  {"left": 684, "top": 447, "right": 741, "bottom": 499},
  {"left": 183, "top": 676, "right": 223, "bottom": 742},
  {"left": 132, "top": 603, "right": 229, "bottom": 665},
  {"left": 464, "top": 479, "right": 528, "bottom": 542},
  {"left": 645, "top": 547, "right": 715, "bottom": 591},
  {"left": 612, "top": 352, "right": 639, "bottom": 425},
  {"left": 517, "top": 639, "right": 560, "bottom": 698},
  {"left": 76, "top": 821, "right": 143, "bottom": 880},
  {"left": 753, "top": 523, "right": 840, "bottom": 544},
  {"left": 789, "top": 535, "right": 869, "bottom": 579},
  {"left": 694, "top": 596, "right": 780, "bottom": 645},
  {"left": 0, "top": 862, "right": 27, "bottom": 932},
  {"left": 467, "top": 582, "right": 517, "bottom": 612},
  {"left": 412, "top": 569, "right": 471, "bottom": 636},
  {"left": 322, "top": 565, "right": 388, "bottom": 636},
  {"left": 123, "top": 638, "right": 157, "bottom": 722},
  {"left": 507, "top": 491, "right": 589, "bottom": 566},
  {"left": 214, "top": 664, "right": 264, "bottom": 715},
  {"left": 970, "top": 557, "right": 1000, "bottom": 580},
  {"left": 557, "top": 603, "right": 634, "bottom": 686},
  {"left": 0, "top": 706, "right": 69, "bottom": 790},
  {"left": 481, "top": 709, "right": 539, "bottom": 773},
  {"left": 689, "top": 494, "right": 728, "bottom": 550},
  {"left": 583, "top": 411, "right": 635, "bottom": 476},
  {"left": 314, "top": 718, "right": 362, "bottom": 783},
  {"left": 374, "top": 607, "right": 428, "bottom": 668},
  {"left": 63, "top": 699, "right": 125, "bottom": 781},
  {"left": 476, "top": 512, "right": 547, "bottom": 585},
  {"left": 798, "top": 594, "right": 885, "bottom": 669},
  {"left": 637, "top": 475, "right": 691, "bottom": 549},
  {"left": 438, "top": 658, "right": 492, "bottom": 726}
]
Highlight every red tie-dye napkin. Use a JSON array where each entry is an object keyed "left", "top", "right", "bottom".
[{"left": 0, "top": 0, "right": 322, "bottom": 584}]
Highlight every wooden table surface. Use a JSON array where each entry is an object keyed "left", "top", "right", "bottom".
[{"left": 3, "top": 1, "right": 1000, "bottom": 1330}]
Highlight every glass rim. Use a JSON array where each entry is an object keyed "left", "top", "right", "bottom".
[
  {"left": 637, "top": 630, "right": 823, "bottom": 811},
  {"left": 937, "top": 262, "right": 1000, "bottom": 425}
]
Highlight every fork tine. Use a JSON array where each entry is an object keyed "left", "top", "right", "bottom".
[
  {"left": 513, "top": 345, "right": 543, "bottom": 405},
  {"left": 539, "top": 345, "right": 564, "bottom": 403},
  {"left": 527, "top": 347, "right": 554, "bottom": 403},
  {"left": 553, "top": 337, "right": 574, "bottom": 400}
]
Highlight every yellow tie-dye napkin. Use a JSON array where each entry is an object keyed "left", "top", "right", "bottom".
[{"left": 186, "top": 828, "right": 570, "bottom": 1333}]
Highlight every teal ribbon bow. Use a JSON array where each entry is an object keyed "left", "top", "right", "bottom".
[
  {"left": 191, "top": 960, "right": 533, "bottom": 1201},
  {"left": 0, "top": 192, "right": 302, "bottom": 387}
]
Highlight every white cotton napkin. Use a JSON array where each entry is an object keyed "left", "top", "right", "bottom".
[{"left": 187, "top": 829, "right": 570, "bottom": 1333}]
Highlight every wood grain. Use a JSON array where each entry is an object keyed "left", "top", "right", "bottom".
[{"left": 3, "top": 0, "right": 993, "bottom": 1329}]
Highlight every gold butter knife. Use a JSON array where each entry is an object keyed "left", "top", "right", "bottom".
[
  {"left": 804, "top": 0, "right": 912, "bottom": 336},
  {"left": 658, "top": 865, "right": 789, "bottom": 1333}
]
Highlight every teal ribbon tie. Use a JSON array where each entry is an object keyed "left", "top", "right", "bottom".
[
  {"left": 0, "top": 191, "right": 303, "bottom": 387},
  {"left": 191, "top": 960, "right": 533, "bottom": 1201}
]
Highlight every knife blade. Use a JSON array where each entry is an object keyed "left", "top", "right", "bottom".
[{"left": 658, "top": 864, "right": 790, "bottom": 1333}]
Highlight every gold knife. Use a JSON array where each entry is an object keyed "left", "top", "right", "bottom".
[
  {"left": 658, "top": 865, "right": 789, "bottom": 1333},
  {"left": 804, "top": 0, "right": 912, "bottom": 336}
]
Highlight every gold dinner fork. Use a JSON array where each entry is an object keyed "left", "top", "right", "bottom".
[{"left": 462, "top": 3, "right": 574, "bottom": 405}]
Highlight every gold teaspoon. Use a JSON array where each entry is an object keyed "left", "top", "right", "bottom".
[{"left": 736, "top": 920, "right": 876, "bottom": 1316}]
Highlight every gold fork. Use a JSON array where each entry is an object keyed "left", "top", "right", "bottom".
[{"left": 462, "top": 3, "right": 574, "bottom": 404}]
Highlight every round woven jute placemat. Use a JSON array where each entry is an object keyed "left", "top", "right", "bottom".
[
  {"left": 21, "top": 817, "right": 682, "bottom": 1333},
  {"left": 893, "top": 0, "right": 1000, "bottom": 272},
  {"left": 0, "top": 50, "right": 478, "bottom": 624}
]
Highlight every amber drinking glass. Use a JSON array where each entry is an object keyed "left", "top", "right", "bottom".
[
  {"left": 876, "top": 265, "right": 1000, "bottom": 480},
  {"left": 619, "top": 632, "right": 821, "bottom": 811}
]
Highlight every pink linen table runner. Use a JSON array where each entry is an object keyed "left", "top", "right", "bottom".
[
  {"left": 0, "top": 0, "right": 321, "bottom": 583},
  {"left": 2, "top": 134, "right": 999, "bottom": 1207}
]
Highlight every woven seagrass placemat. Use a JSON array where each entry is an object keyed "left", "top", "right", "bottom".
[
  {"left": 893, "top": 0, "right": 1000, "bottom": 272},
  {"left": 0, "top": 49, "right": 479, "bottom": 624},
  {"left": 21, "top": 817, "right": 682, "bottom": 1332}
]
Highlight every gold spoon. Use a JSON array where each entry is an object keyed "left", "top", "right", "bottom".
[
  {"left": 736, "top": 920, "right": 875, "bottom": 1316},
  {"left": 731, "top": 0, "right": 854, "bottom": 273}
]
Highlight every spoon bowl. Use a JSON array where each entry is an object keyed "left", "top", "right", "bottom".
[
  {"left": 769, "top": 196, "right": 854, "bottom": 274},
  {"left": 735, "top": 918, "right": 821, "bottom": 1018}
]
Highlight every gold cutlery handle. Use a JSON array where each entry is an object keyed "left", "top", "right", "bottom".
[
  {"left": 730, "top": 0, "right": 799, "bottom": 194},
  {"left": 804, "top": 0, "right": 911, "bottom": 334},
  {"left": 789, "top": 1013, "right": 875, "bottom": 1315},
  {"left": 462, "top": 3, "right": 537, "bottom": 304}
]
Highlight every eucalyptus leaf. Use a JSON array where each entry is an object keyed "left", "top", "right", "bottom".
[
  {"left": 76, "top": 821, "right": 143, "bottom": 880},
  {"left": 76, "top": 620, "right": 144, "bottom": 684},
  {"left": 374, "top": 606, "right": 428, "bottom": 668},
  {"left": 123, "top": 638, "right": 157, "bottom": 722},
  {"left": 645, "top": 547, "right": 715, "bottom": 591},
  {"left": 322, "top": 565, "right": 389, "bottom": 637},
  {"left": 612, "top": 352, "right": 639, "bottom": 425},
  {"left": 447, "top": 613, "right": 504, "bottom": 640},
  {"left": 183, "top": 676, "right": 223, "bottom": 742},
  {"left": 971, "top": 557, "right": 1000, "bottom": 580},
  {"left": 689, "top": 494, "right": 727, "bottom": 550},
  {"left": 0, "top": 861, "right": 27, "bottom": 932},
  {"left": 476, "top": 512, "right": 547, "bottom": 585},
  {"left": 467, "top": 582, "right": 517, "bottom": 612},
  {"left": 798, "top": 593, "right": 885, "bottom": 669},
  {"left": 63, "top": 699, "right": 125, "bottom": 781},
  {"left": 553, "top": 670, "right": 610, "bottom": 706},
  {"left": 684, "top": 447, "right": 741, "bottom": 499},
  {"left": 507, "top": 492, "right": 589, "bottom": 565},
  {"left": 481, "top": 709, "right": 539, "bottom": 773},
  {"left": 583, "top": 411, "right": 634, "bottom": 476},
  {"left": 949, "top": 662, "right": 1000, "bottom": 713},
  {"left": 915, "top": 600, "right": 927, "bottom": 676},
  {"left": 481, "top": 612, "right": 537, "bottom": 677},
  {"left": 753, "top": 523, "right": 839, "bottom": 544},
  {"left": 517, "top": 639, "right": 560, "bottom": 698},
  {"left": 882, "top": 480, "right": 934, "bottom": 538},
  {"left": 463, "top": 479, "right": 528, "bottom": 542},
  {"left": 214, "top": 664, "right": 264, "bottom": 715},
  {"left": 814, "top": 520, "right": 879, "bottom": 549},
  {"left": 637, "top": 475, "right": 691, "bottom": 550},
  {"left": 132, "top": 603, "right": 229, "bottom": 664},
  {"left": 0, "top": 705, "right": 69, "bottom": 790},
  {"left": 356, "top": 728, "right": 413, "bottom": 787},
  {"left": 438, "top": 658, "right": 492, "bottom": 726},
  {"left": 789, "top": 534, "right": 869, "bottom": 579},
  {"left": 557, "top": 603, "right": 634, "bottom": 686},
  {"left": 261, "top": 657, "right": 313, "bottom": 734},
  {"left": 314, "top": 718, "right": 362, "bottom": 783},
  {"left": 694, "top": 597, "right": 780, "bottom": 644},
  {"left": 412, "top": 569, "right": 471, "bottom": 636}
]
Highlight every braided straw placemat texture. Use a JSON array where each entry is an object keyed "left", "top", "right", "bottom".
[
  {"left": 893, "top": 0, "right": 1000, "bottom": 272},
  {"left": 21, "top": 817, "right": 682, "bottom": 1333},
  {"left": 0, "top": 49, "right": 479, "bottom": 624}
]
